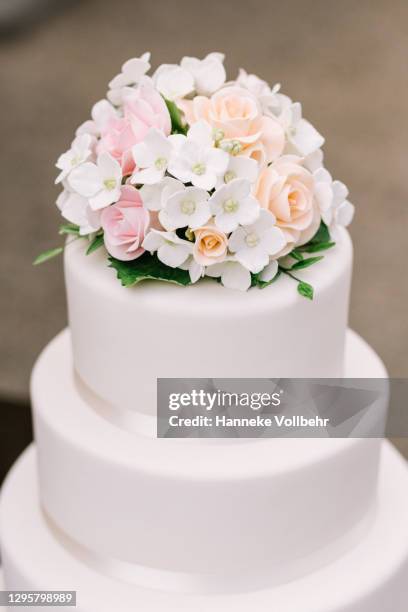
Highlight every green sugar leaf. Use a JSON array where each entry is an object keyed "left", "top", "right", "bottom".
[
  {"left": 86, "top": 234, "right": 105, "bottom": 255},
  {"left": 290, "top": 256, "right": 324, "bottom": 270},
  {"left": 109, "top": 252, "right": 192, "bottom": 287},
  {"left": 297, "top": 281, "right": 314, "bottom": 300},
  {"left": 299, "top": 241, "right": 335, "bottom": 254},
  {"left": 289, "top": 249, "right": 304, "bottom": 261},
  {"left": 164, "top": 98, "right": 187, "bottom": 135},
  {"left": 33, "top": 247, "right": 64, "bottom": 265},
  {"left": 59, "top": 223, "right": 80, "bottom": 236},
  {"left": 309, "top": 221, "right": 331, "bottom": 245}
]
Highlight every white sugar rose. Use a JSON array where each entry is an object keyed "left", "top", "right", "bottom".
[
  {"left": 193, "top": 225, "right": 228, "bottom": 266},
  {"left": 255, "top": 155, "right": 320, "bottom": 254}
]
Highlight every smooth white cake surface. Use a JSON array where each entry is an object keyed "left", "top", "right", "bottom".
[
  {"left": 30, "top": 328, "right": 384, "bottom": 580},
  {"left": 1, "top": 443, "right": 408, "bottom": 611},
  {"left": 64, "top": 228, "right": 352, "bottom": 415}
]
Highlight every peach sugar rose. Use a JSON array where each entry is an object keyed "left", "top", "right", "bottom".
[
  {"left": 255, "top": 156, "right": 320, "bottom": 254},
  {"left": 193, "top": 225, "right": 228, "bottom": 266},
  {"left": 180, "top": 86, "right": 285, "bottom": 165}
]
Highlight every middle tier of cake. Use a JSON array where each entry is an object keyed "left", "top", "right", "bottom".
[{"left": 31, "top": 327, "right": 385, "bottom": 591}]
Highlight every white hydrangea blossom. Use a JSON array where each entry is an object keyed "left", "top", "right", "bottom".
[
  {"left": 216, "top": 155, "right": 259, "bottom": 188},
  {"left": 168, "top": 121, "right": 229, "bottom": 190},
  {"left": 205, "top": 259, "right": 252, "bottom": 292},
  {"left": 142, "top": 229, "right": 192, "bottom": 268},
  {"left": 228, "top": 210, "right": 286, "bottom": 273},
  {"left": 161, "top": 186, "right": 211, "bottom": 230},
  {"left": 68, "top": 152, "right": 122, "bottom": 210},
  {"left": 153, "top": 64, "right": 194, "bottom": 101},
  {"left": 314, "top": 168, "right": 355, "bottom": 236},
  {"left": 131, "top": 129, "right": 173, "bottom": 185},
  {"left": 279, "top": 101, "right": 324, "bottom": 157},
  {"left": 57, "top": 188, "right": 101, "bottom": 235},
  {"left": 108, "top": 52, "right": 151, "bottom": 105},
  {"left": 180, "top": 53, "right": 226, "bottom": 96},
  {"left": 209, "top": 178, "right": 260, "bottom": 233},
  {"left": 55, "top": 134, "right": 94, "bottom": 184},
  {"left": 179, "top": 255, "right": 205, "bottom": 284},
  {"left": 139, "top": 177, "right": 184, "bottom": 211},
  {"left": 76, "top": 100, "right": 118, "bottom": 138}
]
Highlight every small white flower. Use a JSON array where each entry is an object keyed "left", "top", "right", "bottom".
[
  {"left": 76, "top": 99, "right": 118, "bottom": 138},
  {"left": 259, "top": 260, "right": 279, "bottom": 283},
  {"left": 314, "top": 168, "right": 354, "bottom": 235},
  {"left": 162, "top": 186, "right": 211, "bottom": 230},
  {"left": 56, "top": 188, "right": 101, "bottom": 236},
  {"left": 239, "top": 78, "right": 285, "bottom": 118},
  {"left": 303, "top": 149, "right": 324, "bottom": 172},
  {"left": 279, "top": 100, "right": 324, "bottom": 157},
  {"left": 205, "top": 259, "right": 252, "bottom": 291},
  {"left": 217, "top": 155, "right": 259, "bottom": 188},
  {"left": 140, "top": 177, "right": 184, "bottom": 211},
  {"left": 108, "top": 53, "right": 151, "bottom": 105},
  {"left": 68, "top": 152, "right": 122, "bottom": 211},
  {"left": 153, "top": 64, "right": 194, "bottom": 101},
  {"left": 228, "top": 209, "right": 286, "bottom": 273},
  {"left": 55, "top": 134, "right": 94, "bottom": 184},
  {"left": 142, "top": 229, "right": 192, "bottom": 268},
  {"left": 236, "top": 68, "right": 273, "bottom": 99},
  {"left": 168, "top": 121, "right": 229, "bottom": 190},
  {"left": 180, "top": 53, "right": 226, "bottom": 96},
  {"left": 179, "top": 255, "right": 205, "bottom": 284},
  {"left": 131, "top": 129, "right": 173, "bottom": 185},
  {"left": 209, "top": 178, "right": 260, "bottom": 233},
  {"left": 260, "top": 88, "right": 290, "bottom": 117}
]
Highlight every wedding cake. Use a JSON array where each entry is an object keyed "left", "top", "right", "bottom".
[{"left": 1, "top": 53, "right": 408, "bottom": 611}]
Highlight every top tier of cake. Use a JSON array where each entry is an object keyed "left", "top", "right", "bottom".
[{"left": 64, "top": 228, "right": 352, "bottom": 416}]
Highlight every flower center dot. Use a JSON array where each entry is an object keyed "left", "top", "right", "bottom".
[
  {"left": 155, "top": 157, "right": 167, "bottom": 170},
  {"left": 104, "top": 178, "right": 117, "bottom": 191},
  {"left": 224, "top": 170, "right": 236, "bottom": 183},
  {"left": 245, "top": 232, "right": 260, "bottom": 248},
  {"left": 213, "top": 128, "right": 225, "bottom": 143},
  {"left": 192, "top": 162, "right": 206, "bottom": 176},
  {"left": 220, "top": 140, "right": 242, "bottom": 155},
  {"left": 223, "top": 198, "right": 239, "bottom": 213},
  {"left": 181, "top": 199, "right": 196, "bottom": 215}
]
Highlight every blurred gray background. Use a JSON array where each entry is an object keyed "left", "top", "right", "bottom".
[{"left": 0, "top": 0, "right": 407, "bottom": 466}]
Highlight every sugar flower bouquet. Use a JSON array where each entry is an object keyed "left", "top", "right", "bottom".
[{"left": 37, "top": 52, "right": 354, "bottom": 296}]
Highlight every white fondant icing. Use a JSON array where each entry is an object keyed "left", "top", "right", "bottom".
[
  {"left": 30, "top": 329, "right": 384, "bottom": 577},
  {"left": 64, "top": 229, "right": 353, "bottom": 415},
  {"left": 1, "top": 443, "right": 408, "bottom": 611}
]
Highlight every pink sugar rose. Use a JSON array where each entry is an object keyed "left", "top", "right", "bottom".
[
  {"left": 97, "top": 78, "right": 171, "bottom": 175},
  {"left": 101, "top": 186, "right": 150, "bottom": 261},
  {"left": 179, "top": 86, "right": 284, "bottom": 165}
]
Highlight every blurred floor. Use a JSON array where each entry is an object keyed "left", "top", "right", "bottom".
[{"left": 0, "top": 0, "right": 407, "bottom": 448}]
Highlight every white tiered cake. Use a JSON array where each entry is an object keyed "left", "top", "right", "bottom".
[
  {"left": 1, "top": 229, "right": 408, "bottom": 611},
  {"left": 1, "top": 53, "right": 408, "bottom": 610}
]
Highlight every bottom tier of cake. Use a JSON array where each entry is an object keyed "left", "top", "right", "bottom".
[{"left": 1, "top": 442, "right": 408, "bottom": 612}]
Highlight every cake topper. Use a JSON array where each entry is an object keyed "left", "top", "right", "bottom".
[{"left": 35, "top": 52, "right": 354, "bottom": 297}]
